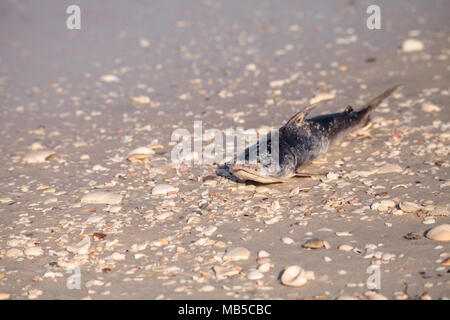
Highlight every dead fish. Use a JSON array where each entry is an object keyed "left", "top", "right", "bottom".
[{"left": 226, "top": 85, "right": 400, "bottom": 183}]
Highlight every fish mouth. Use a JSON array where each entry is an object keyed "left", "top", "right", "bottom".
[{"left": 228, "top": 163, "right": 286, "bottom": 184}]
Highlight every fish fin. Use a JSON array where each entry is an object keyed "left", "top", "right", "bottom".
[
  {"left": 284, "top": 99, "right": 329, "bottom": 126},
  {"left": 361, "top": 85, "right": 401, "bottom": 114}
]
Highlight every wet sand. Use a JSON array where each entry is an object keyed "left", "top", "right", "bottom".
[{"left": 0, "top": 0, "right": 449, "bottom": 300}]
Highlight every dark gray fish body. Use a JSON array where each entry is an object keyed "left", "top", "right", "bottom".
[{"left": 227, "top": 86, "right": 400, "bottom": 183}]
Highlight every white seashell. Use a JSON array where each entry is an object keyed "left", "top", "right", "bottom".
[
  {"left": 421, "top": 102, "right": 440, "bottom": 113},
  {"left": 247, "top": 269, "right": 264, "bottom": 280},
  {"left": 80, "top": 191, "right": 123, "bottom": 205},
  {"left": 223, "top": 247, "right": 250, "bottom": 262},
  {"left": 402, "top": 39, "right": 424, "bottom": 52},
  {"left": 44, "top": 197, "right": 58, "bottom": 205},
  {"left": 281, "top": 237, "right": 294, "bottom": 245},
  {"left": 375, "top": 163, "right": 403, "bottom": 175},
  {"left": 280, "top": 265, "right": 311, "bottom": 287},
  {"left": 310, "top": 91, "right": 336, "bottom": 104},
  {"left": 258, "top": 262, "right": 272, "bottom": 273},
  {"left": 203, "top": 226, "right": 217, "bottom": 236},
  {"left": 199, "top": 285, "right": 215, "bottom": 292},
  {"left": 338, "top": 244, "right": 354, "bottom": 251},
  {"left": 108, "top": 252, "right": 126, "bottom": 261},
  {"left": 213, "top": 265, "right": 239, "bottom": 278},
  {"left": 100, "top": 74, "right": 120, "bottom": 83},
  {"left": 399, "top": 201, "right": 423, "bottom": 213},
  {"left": 6, "top": 248, "right": 23, "bottom": 258},
  {"left": 367, "top": 292, "right": 389, "bottom": 300},
  {"left": 127, "top": 147, "right": 155, "bottom": 161},
  {"left": 65, "top": 237, "right": 91, "bottom": 255},
  {"left": 22, "top": 150, "right": 56, "bottom": 164},
  {"left": 152, "top": 184, "right": 179, "bottom": 196},
  {"left": 258, "top": 250, "right": 271, "bottom": 258},
  {"left": 0, "top": 197, "right": 13, "bottom": 204},
  {"left": 426, "top": 224, "right": 450, "bottom": 242},
  {"left": 131, "top": 96, "right": 151, "bottom": 105},
  {"left": 24, "top": 247, "right": 44, "bottom": 257}
]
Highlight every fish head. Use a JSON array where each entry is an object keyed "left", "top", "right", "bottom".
[{"left": 228, "top": 142, "right": 297, "bottom": 183}]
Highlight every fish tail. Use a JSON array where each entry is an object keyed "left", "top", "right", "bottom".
[{"left": 361, "top": 85, "right": 401, "bottom": 115}]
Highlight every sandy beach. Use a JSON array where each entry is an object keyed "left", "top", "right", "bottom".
[{"left": 0, "top": 0, "right": 449, "bottom": 300}]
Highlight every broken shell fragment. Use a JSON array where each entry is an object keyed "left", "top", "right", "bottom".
[
  {"left": 100, "top": 74, "right": 120, "bottom": 83},
  {"left": 131, "top": 96, "right": 151, "bottom": 105},
  {"left": 65, "top": 237, "right": 91, "bottom": 255},
  {"left": 303, "top": 238, "right": 325, "bottom": 249},
  {"left": 127, "top": 147, "right": 155, "bottom": 161},
  {"left": 22, "top": 150, "right": 56, "bottom": 164},
  {"left": 402, "top": 38, "right": 424, "bottom": 52},
  {"left": 399, "top": 201, "right": 423, "bottom": 213},
  {"left": 151, "top": 184, "right": 179, "bottom": 196},
  {"left": 223, "top": 247, "right": 250, "bottom": 262},
  {"left": 80, "top": 191, "right": 123, "bottom": 205},
  {"left": 24, "top": 247, "right": 44, "bottom": 257}
]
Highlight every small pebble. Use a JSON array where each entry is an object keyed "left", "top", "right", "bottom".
[{"left": 404, "top": 232, "right": 421, "bottom": 240}]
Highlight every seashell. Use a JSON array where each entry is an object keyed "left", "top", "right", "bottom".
[
  {"left": 81, "top": 191, "right": 123, "bottom": 205},
  {"left": 402, "top": 39, "right": 424, "bottom": 52},
  {"left": 425, "top": 224, "right": 450, "bottom": 242},
  {"left": 152, "top": 184, "right": 179, "bottom": 196},
  {"left": 247, "top": 269, "right": 264, "bottom": 280},
  {"left": 24, "top": 247, "right": 44, "bottom": 257},
  {"left": 65, "top": 237, "right": 91, "bottom": 255},
  {"left": 399, "top": 201, "right": 423, "bottom": 213},
  {"left": 22, "top": 150, "right": 56, "bottom": 164},
  {"left": 127, "top": 147, "right": 155, "bottom": 161},
  {"left": 131, "top": 96, "right": 151, "bottom": 105},
  {"left": 223, "top": 247, "right": 250, "bottom": 262},
  {"left": 338, "top": 244, "right": 354, "bottom": 251},
  {"left": 280, "top": 265, "right": 313, "bottom": 287},
  {"left": 303, "top": 238, "right": 325, "bottom": 249},
  {"left": 100, "top": 74, "right": 120, "bottom": 83}
]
